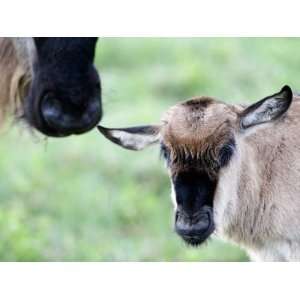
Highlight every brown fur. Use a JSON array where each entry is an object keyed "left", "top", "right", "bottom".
[
  {"left": 160, "top": 97, "right": 237, "bottom": 177},
  {"left": 162, "top": 95, "right": 300, "bottom": 261},
  {"left": 97, "top": 87, "right": 298, "bottom": 260},
  {"left": 221, "top": 97, "right": 300, "bottom": 260},
  {"left": 0, "top": 38, "right": 31, "bottom": 126}
]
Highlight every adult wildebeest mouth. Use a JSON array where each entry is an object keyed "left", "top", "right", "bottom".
[
  {"left": 30, "top": 93, "right": 102, "bottom": 137},
  {"left": 24, "top": 89, "right": 102, "bottom": 137},
  {"left": 9, "top": 37, "right": 102, "bottom": 137},
  {"left": 45, "top": 109, "right": 102, "bottom": 137}
]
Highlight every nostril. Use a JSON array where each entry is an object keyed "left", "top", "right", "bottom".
[
  {"left": 175, "top": 209, "right": 213, "bottom": 237},
  {"left": 41, "top": 96, "right": 62, "bottom": 120},
  {"left": 175, "top": 208, "right": 200, "bottom": 225},
  {"left": 41, "top": 97, "right": 101, "bottom": 133},
  {"left": 175, "top": 212, "right": 193, "bottom": 235}
]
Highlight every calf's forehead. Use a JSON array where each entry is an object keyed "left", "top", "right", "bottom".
[{"left": 161, "top": 97, "right": 236, "bottom": 145}]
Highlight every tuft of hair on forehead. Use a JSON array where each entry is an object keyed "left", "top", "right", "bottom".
[
  {"left": 161, "top": 96, "right": 234, "bottom": 129},
  {"left": 161, "top": 96, "right": 236, "bottom": 141},
  {"left": 182, "top": 97, "right": 214, "bottom": 109},
  {"left": 160, "top": 96, "right": 237, "bottom": 178},
  {"left": 162, "top": 130, "right": 234, "bottom": 179}
]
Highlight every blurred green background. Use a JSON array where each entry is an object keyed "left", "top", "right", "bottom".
[{"left": 1, "top": 38, "right": 299, "bottom": 261}]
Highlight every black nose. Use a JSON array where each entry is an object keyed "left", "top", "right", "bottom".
[
  {"left": 175, "top": 206, "right": 214, "bottom": 246},
  {"left": 41, "top": 95, "right": 102, "bottom": 136}
]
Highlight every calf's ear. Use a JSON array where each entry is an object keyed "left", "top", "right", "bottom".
[
  {"left": 97, "top": 125, "right": 160, "bottom": 151},
  {"left": 240, "top": 85, "right": 293, "bottom": 129}
]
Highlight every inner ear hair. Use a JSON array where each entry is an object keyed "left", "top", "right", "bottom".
[
  {"left": 97, "top": 125, "right": 160, "bottom": 151},
  {"left": 240, "top": 85, "right": 293, "bottom": 129}
]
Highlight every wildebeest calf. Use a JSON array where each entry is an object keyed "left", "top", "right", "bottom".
[{"left": 97, "top": 85, "right": 300, "bottom": 261}]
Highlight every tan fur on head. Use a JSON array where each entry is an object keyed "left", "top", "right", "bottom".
[{"left": 160, "top": 97, "right": 238, "bottom": 177}]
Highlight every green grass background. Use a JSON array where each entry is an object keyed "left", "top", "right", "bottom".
[{"left": 0, "top": 38, "right": 299, "bottom": 261}]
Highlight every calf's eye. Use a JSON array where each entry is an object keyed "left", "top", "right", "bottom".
[
  {"left": 160, "top": 143, "right": 171, "bottom": 163},
  {"left": 219, "top": 139, "right": 235, "bottom": 167}
]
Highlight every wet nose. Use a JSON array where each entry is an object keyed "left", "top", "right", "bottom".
[
  {"left": 175, "top": 210, "right": 211, "bottom": 237},
  {"left": 175, "top": 205, "right": 214, "bottom": 240},
  {"left": 41, "top": 95, "right": 102, "bottom": 135}
]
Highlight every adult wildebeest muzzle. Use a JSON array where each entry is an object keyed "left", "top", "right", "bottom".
[{"left": 20, "top": 37, "right": 102, "bottom": 137}]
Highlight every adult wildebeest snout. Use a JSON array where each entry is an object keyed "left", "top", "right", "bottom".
[{"left": 24, "top": 37, "right": 102, "bottom": 137}]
